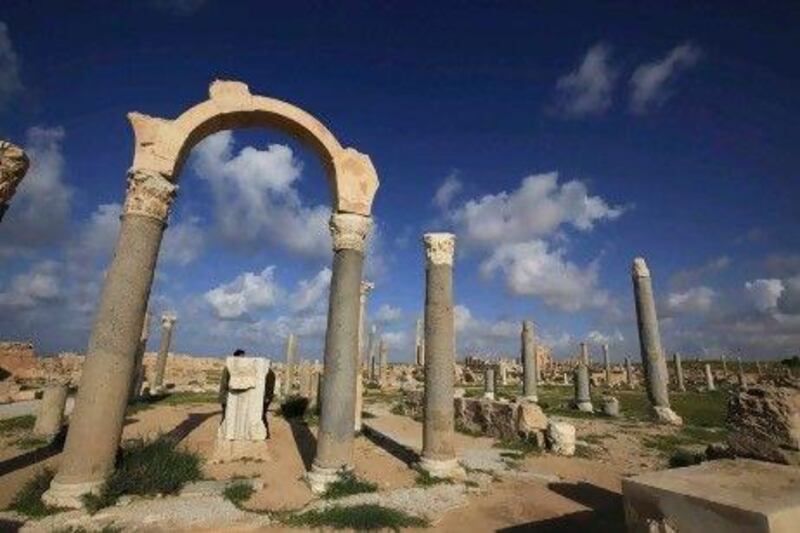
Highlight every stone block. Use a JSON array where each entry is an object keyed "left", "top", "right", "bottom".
[
  {"left": 516, "top": 402, "right": 548, "bottom": 436},
  {"left": 622, "top": 459, "right": 800, "bottom": 532},
  {"left": 547, "top": 420, "right": 575, "bottom": 456}
]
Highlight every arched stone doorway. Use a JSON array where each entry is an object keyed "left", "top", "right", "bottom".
[{"left": 44, "top": 81, "right": 379, "bottom": 506}]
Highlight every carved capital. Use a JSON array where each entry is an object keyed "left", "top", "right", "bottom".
[
  {"left": 123, "top": 169, "right": 177, "bottom": 222},
  {"left": 161, "top": 314, "right": 177, "bottom": 329},
  {"left": 329, "top": 213, "right": 372, "bottom": 253},
  {"left": 0, "top": 140, "right": 30, "bottom": 208},
  {"left": 423, "top": 233, "right": 456, "bottom": 267},
  {"left": 632, "top": 257, "right": 650, "bottom": 279},
  {"left": 360, "top": 281, "right": 375, "bottom": 298}
]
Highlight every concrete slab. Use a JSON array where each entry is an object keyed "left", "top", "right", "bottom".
[{"left": 622, "top": 459, "right": 800, "bottom": 532}]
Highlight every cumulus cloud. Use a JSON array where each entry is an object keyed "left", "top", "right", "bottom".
[
  {"left": 553, "top": 43, "right": 616, "bottom": 118},
  {"left": 744, "top": 278, "right": 784, "bottom": 312},
  {"left": 433, "top": 173, "right": 463, "bottom": 210},
  {"left": 374, "top": 304, "right": 403, "bottom": 324},
  {"left": 0, "top": 127, "right": 72, "bottom": 250},
  {"left": 666, "top": 286, "right": 715, "bottom": 315},
  {"left": 205, "top": 266, "right": 282, "bottom": 320},
  {"left": 480, "top": 240, "right": 611, "bottom": 312},
  {"left": 192, "top": 131, "right": 331, "bottom": 259},
  {"left": 629, "top": 43, "right": 701, "bottom": 114},
  {"left": 0, "top": 260, "right": 61, "bottom": 310},
  {"left": 0, "top": 21, "right": 22, "bottom": 112},
  {"left": 669, "top": 256, "right": 729, "bottom": 291},
  {"left": 586, "top": 329, "right": 624, "bottom": 346},
  {"left": 290, "top": 268, "right": 331, "bottom": 313},
  {"left": 446, "top": 172, "right": 623, "bottom": 250}
]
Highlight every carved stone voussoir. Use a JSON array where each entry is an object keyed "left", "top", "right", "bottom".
[
  {"left": 0, "top": 140, "right": 30, "bottom": 206},
  {"left": 423, "top": 233, "right": 456, "bottom": 266},
  {"left": 329, "top": 213, "right": 372, "bottom": 252},
  {"left": 123, "top": 169, "right": 178, "bottom": 222}
]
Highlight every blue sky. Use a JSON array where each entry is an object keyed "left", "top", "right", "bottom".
[{"left": 1, "top": 1, "right": 798, "bottom": 361}]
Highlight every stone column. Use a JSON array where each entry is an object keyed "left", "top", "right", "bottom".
[
  {"left": 674, "top": 352, "right": 686, "bottom": 392},
  {"left": 378, "top": 338, "right": 388, "bottom": 387},
  {"left": 367, "top": 324, "right": 378, "bottom": 381},
  {"left": 308, "top": 213, "right": 371, "bottom": 493},
  {"left": 415, "top": 317, "right": 425, "bottom": 367},
  {"left": 625, "top": 356, "right": 633, "bottom": 388},
  {"left": 603, "top": 344, "right": 611, "bottom": 387},
  {"left": 737, "top": 357, "right": 747, "bottom": 387},
  {"left": 721, "top": 353, "right": 728, "bottom": 374},
  {"left": 44, "top": 169, "right": 177, "bottom": 507},
  {"left": 632, "top": 257, "right": 682, "bottom": 426},
  {"left": 0, "top": 140, "right": 30, "bottom": 223},
  {"left": 574, "top": 363, "right": 593, "bottom": 412},
  {"left": 309, "top": 369, "right": 320, "bottom": 410},
  {"left": 354, "top": 281, "right": 373, "bottom": 432},
  {"left": 498, "top": 361, "right": 508, "bottom": 386},
  {"left": 484, "top": 367, "right": 496, "bottom": 400},
  {"left": 705, "top": 363, "right": 716, "bottom": 391},
  {"left": 34, "top": 383, "right": 69, "bottom": 439},
  {"left": 282, "top": 333, "right": 297, "bottom": 397},
  {"left": 420, "top": 233, "right": 461, "bottom": 478},
  {"left": 580, "top": 342, "right": 589, "bottom": 366},
  {"left": 152, "top": 314, "right": 177, "bottom": 393},
  {"left": 521, "top": 320, "right": 538, "bottom": 402},
  {"left": 129, "top": 311, "right": 150, "bottom": 401},
  {"left": 299, "top": 363, "right": 313, "bottom": 398}
]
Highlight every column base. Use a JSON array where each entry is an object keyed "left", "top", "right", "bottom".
[
  {"left": 575, "top": 400, "right": 594, "bottom": 413},
  {"left": 521, "top": 395, "right": 539, "bottom": 404},
  {"left": 417, "top": 457, "right": 465, "bottom": 480},
  {"left": 42, "top": 479, "right": 104, "bottom": 509},
  {"left": 651, "top": 406, "right": 683, "bottom": 426},
  {"left": 483, "top": 392, "right": 495, "bottom": 400},
  {"left": 306, "top": 463, "right": 351, "bottom": 494}
]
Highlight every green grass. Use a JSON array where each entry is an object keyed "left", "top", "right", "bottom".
[
  {"left": 668, "top": 449, "right": 705, "bottom": 468},
  {"left": 223, "top": 481, "right": 255, "bottom": 507},
  {"left": 82, "top": 436, "right": 203, "bottom": 512},
  {"left": 574, "top": 444, "right": 601, "bottom": 459},
  {"left": 454, "top": 421, "right": 483, "bottom": 437},
  {"left": 322, "top": 471, "right": 378, "bottom": 500},
  {"left": 493, "top": 437, "right": 542, "bottom": 456},
  {"left": 12, "top": 435, "right": 50, "bottom": 450},
  {"left": 0, "top": 414, "right": 35, "bottom": 434},
  {"left": 7, "top": 469, "right": 67, "bottom": 518},
  {"left": 415, "top": 470, "right": 454, "bottom": 487},
  {"left": 160, "top": 391, "right": 218, "bottom": 405},
  {"left": 284, "top": 504, "right": 428, "bottom": 531}
]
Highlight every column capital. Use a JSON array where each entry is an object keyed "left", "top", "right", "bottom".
[
  {"left": 522, "top": 320, "right": 534, "bottom": 333},
  {"left": 0, "top": 140, "right": 30, "bottom": 208},
  {"left": 360, "top": 280, "right": 375, "bottom": 297},
  {"left": 329, "top": 213, "right": 372, "bottom": 253},
  {"left": 123, "top": 168, "right": 178, "bottom": 222},
  {"left": 423, "top": 233, "right": 456, "bottom": 266},
  {"left": 161, "top": 314, "right": 177, "bottom": 329},
  {"left": 632, "top": 257, "right": 650, "bottom": 279}
]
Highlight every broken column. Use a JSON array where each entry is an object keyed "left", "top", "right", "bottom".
[
  {"left": 603, "top": 343, "right": 611, "bottom": 387},
  {"left": 521, "top": 320, "right": 538, "bottom": 402},
  {"left": 308, "top": 213, "right": 371, "bottom": 493},
  {"left": 0, "top": 140, "right": 30, "bottom": 223},
  {"left": 674, "top": 352, "right": 686, "bottom": 392},
  {"left": 625, "top": 356, "right": 633, "bottom": 388},
  {"left": 737, "top": 357, "right": 747, "bottom": 387},
  {"left": 354, "top": 281, "right": 373, "bottom": 432},
  {"left": 213, "top": 355, "right": 270, "bottom": 462},
  {"left": 632, "top": 257, "right": 682, "bottom": 425},
  {"left": 33, "top": 383, "right": 69, "bottom": 440},
  {"left": 152, "top": 314, "right": 177, "bottom": 393},
  {"left": 282, "top": 333, "right": 297, "bottom": 397},
  {"left": 420, "top": 233, "right": 461, "bottom": 479},
  {"left": 44, "top": 169, "right": 178, "bottom": 507},
  {"left": 367, "top": 324, "right": 378, "bottom": 381},
  {"left": 574, "top": 363, "right": 593, "bottom": 412},
  {"left": 378, "top": 338, "right": 389, "bottom": 387},
  {"left": 705, "top": 363, "right": 716, "bottom": 391},
  {"left": 484, "top": 367, "right": 496, "bottom": 400}
]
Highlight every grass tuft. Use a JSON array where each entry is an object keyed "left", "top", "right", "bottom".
[
  {"left": 8, "top": 468, "right": 67, "bottom": 518},
  {"left": 223, "top": 481, "right": 255, "bottom": 507},
  {"left": 493, "top": 437, "right": 542, "bottom": 456},
  {"left": 668, "top": 449, "right": 705, "bottom": 468},
  {"left": 415, "top": 470, "right": 453, "bottom": 487},
  {"left": 0, "top": 415, "right": 35, "bottom": 434},
  {"left": 322, "top": 471, "right": 378, "bottom": 500},
  {"left": 284, "top": 504, "right": 428, "bottom": 531}
]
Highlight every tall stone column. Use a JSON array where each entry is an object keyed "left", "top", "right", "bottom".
[
  {"left": 574, "top": 359, "right": 593, "bottom": 413},
  {"left": 603, "top": 344, "right": 611, "bottom": 387},
  {"left": 625, "top": 356, "right": 633, "bottom": 388},
  {"left": 721, "top": 353, "right": 728, "bottom": 374},
  {"left": 705, "top": 363, "right": 716, "bottom": 391},
  {"left": 484, "top": 367, "right": 496, "bottom": 400},
  {"left": 521, "top": 320, "right": 538, "bottom": 402},
  {"left": 354, "top": 281, "right": 373, "bottom": 432},
  {"left": 737, "top": 357, "right": 747, "bottom": 387},
  {"left": 44, "top": 169, "right": 177, "bottom": 507},
  {"left": 283, "top": 333, "right": 297, "bottom": 397},
  {"left": 129, "top": 311, "right": 150, "bottom": 401},
  {"left": 580, "top": 342, "right": 589, "bottom": 366},
  {"left": 420, "top": 233, "right": 461, "bottom": 479},
  {"left": 632, "top": 257, "right": 682, "bottom": 426},
  {"left": 0, "top": 140, "right": 30, "bottom": 223},
  {"left": 152, "top": 314, "right": 177, "bottom": 393},
  {"left": 378, "top": 338, "right": 388, "bottom": 387},
  {"left": 674, "top": 352, "right": 686, "bottom": 392},
  {"left": 34, "top": 383, "right": 69, "bottom": 439},
  {"left": 414, "top": 317, "right": 425, "bottom": 367},
  {"left": 367, "top": 324, "right": 378, "bottom": 381},
  {"left": 308, "top": 213, "right": 371, "bottom": 493}
]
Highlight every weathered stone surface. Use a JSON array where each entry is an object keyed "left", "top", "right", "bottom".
[
  {"left": 602, "top": 396, "right": 620, "bottom": 417},
  {"left": 516, "top": 402, "right": 548, "bottom": 436},
  {"left": 0, "top": 342, "right": 38, "bottom": 381},
  {"left": 454, "top": 397, "right": 517, "bottom": 440},
  {"left": 727, "top": 380, "right": 800, "bottom": 465},
  {"left": 623, "top": 459, "right": 800, "bottom": 533},
  {"left": 0, "top": 139, "right": 30, "bottom": 219},
  {"left": 547, "top": 421, "right": 576, "bottom": 456}
]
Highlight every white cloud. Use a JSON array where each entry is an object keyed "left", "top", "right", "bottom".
[
  {"left": 380, "top": 331, "right": 407, "bottom": 350},
  {"left": 666, "top": 286, "right": 716, "bottom": 314},
  {"left": 744, "top": 278, "right": 784, "bottom": 312},
  {"left": 192, "top": 131, "right": 331, "bottom": 259},
  {"left": 290, "top": 268, "right": 331, "bottom": 313},
  {"left": 629, "top": 43, "right": 701, "bottom": 114},
  {"left": 447, "top": 172, "right": 623, "bottom": 250},
  {"left": 433, "top": 173, "right": 462, "bottom": 210},
  {"left": 554, "top": 43, "right": 616, "bottom": 118},
  {"left": 205, "top": 266, "right": 282, "bottom": 320},
  {"left": 586, "top": 329, "right": 624, "bottom": 346},
  {"left": 0, "top": 127, "right": 72, "bottom": 249},
  {"left": 0, "top": 260, "right": 61, "bottom": 310},
  {"left": 777, "top": 275, "right": 800, "bottom": 315},
  {"left": 480, "top": 240, "right": 611, "bottom": 312},
  {"left": 0, "top": 21, "right": 22, "bottom": 112},
  {"left": 160, "top": 216, "right": 205, "bottom": 266},
  {"left": 374, "top": 304, "right": 403, "bottom": 323}
]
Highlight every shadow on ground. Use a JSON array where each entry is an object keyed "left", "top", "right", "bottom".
[
  {"left": 287, "top": 418, "right": 317, "bottom": 470},
  {"left": 0, "top": 428, "right": 66, "bottom": 477}
]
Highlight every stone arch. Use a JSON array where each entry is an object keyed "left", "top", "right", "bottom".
[{"left": 128, "top": 79, "right": 378, "bottom": 215}]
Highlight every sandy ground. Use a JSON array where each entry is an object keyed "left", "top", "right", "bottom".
[{"left": 0, "top": 396, "right": 661, "bottom": 531}]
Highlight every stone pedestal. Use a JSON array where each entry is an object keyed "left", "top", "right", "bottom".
[
  {"left": 632, "top": 257, "right": 682, "bottom": 426},
  {"left": 153, "top": 314, "right": 177, "bottom": 393},
  {"left": 213, "top": 356, "right": 270, "bottom": 463},
  {"left": 602, "top": 396, "right": 620, "bottom": 417},
  {"left": 34, "top": 383, "right": 69, "bottom": 439},
  {"left": 521, "top": 320, "right": 538, "bottom": 402}
]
